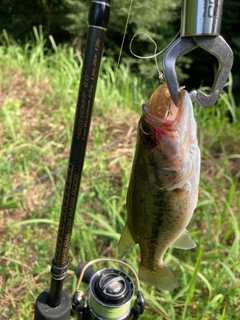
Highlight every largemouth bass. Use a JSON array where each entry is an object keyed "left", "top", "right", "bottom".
[{"left": 118, "top": 83, "right": 200, "bottom": 290}]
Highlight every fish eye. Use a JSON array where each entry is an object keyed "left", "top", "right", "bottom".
[
  {"left": 141, "top": 132, "right": 153, "bottom": 145},
  {"left": 144, "top": 133, "right": 152, "bottom": 143},
  {"left": 139, "top": 118, "right": 155, "bottom": 145}
]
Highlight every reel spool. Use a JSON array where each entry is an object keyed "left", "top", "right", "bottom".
[
  {"left": 71, "top": 258, "right": 144, "bottom": 320},
  {"left": 88, "top": 268, "right": 134, "bottom": 319}
]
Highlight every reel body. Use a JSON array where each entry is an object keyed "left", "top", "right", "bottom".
[{"left": 71, "top": 260, "right": 144, "bottom": 320}]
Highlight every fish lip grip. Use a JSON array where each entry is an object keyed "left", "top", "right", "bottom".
[
  {"left": 162, "top": 0, "right": 234, "bottom": 107},
  {"left": 162, "top": 35, "right": 234, "bottom": 107}
]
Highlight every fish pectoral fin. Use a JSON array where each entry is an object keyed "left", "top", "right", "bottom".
[
  {"left": 171, "top": 229, "right": 196, "bottom": 250},
  {"left": 139, "top": 263, "right": 178, "bottom": 290},
  {"left": 118, "top": 223, "right": 136, "bottom": 258}
]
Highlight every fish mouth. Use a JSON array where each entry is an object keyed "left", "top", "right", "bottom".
[
  {"left": 140, "top": 90, "right": 186, "bottom": 145},
  {"left": 143, "top": 90, "right": 185, "bottom": 123},
  {"left": 141, "top": 102, "right": 178, "bottom": 136},
  {"left": 142, "top": 90, "right": 186, "bottom": 130}
]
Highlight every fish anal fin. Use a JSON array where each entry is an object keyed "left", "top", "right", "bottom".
[
  {"left": 118, "top": 223, "right": 136, "bottom": 258},
  {"left": 171, "top": 229, "right": 196, "bottom": 250},
  {"left": 139, "top": 263, "right": 178, "bottom": 291}
]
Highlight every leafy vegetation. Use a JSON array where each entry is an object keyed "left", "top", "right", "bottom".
[
  {"left": 0, "top": 31, "right": 239, "bottom": 319},
  {"left": 1, "top": 0, "right": 239, "bottom": 101},
  {"left": 0, "top": 0, "right": 180, "bottom": 65}
]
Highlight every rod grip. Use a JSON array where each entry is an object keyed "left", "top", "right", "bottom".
[{"left": 34, "top": 290, "right": 70, "bottom": 320}]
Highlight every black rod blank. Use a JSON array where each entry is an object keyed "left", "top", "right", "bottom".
[{"left": 48, "top": 0, "right": 111, "bottom": 307}]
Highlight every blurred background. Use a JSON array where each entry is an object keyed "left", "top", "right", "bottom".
[{"left": 0, "top": 0, "right": 239, "bottom": 102}]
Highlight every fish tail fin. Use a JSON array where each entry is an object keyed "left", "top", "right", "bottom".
[
  {"left": 139, "top": 262, "right": 178, "bottom": 290},
  {"left": 118, "top": 223, "right": 136, "bottom": 258}
]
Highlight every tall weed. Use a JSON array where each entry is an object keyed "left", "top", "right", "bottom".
[{"left": 0, "top": 30, "right": 239, "bottom": 319}]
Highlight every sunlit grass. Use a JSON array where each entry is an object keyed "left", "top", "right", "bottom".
[{"left": 0, "top": 29, "right": 239, "bottom": 319}]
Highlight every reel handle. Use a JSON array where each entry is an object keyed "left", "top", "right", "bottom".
[{"left": 76, "top": 262, "right": 95, "bottom": 284}]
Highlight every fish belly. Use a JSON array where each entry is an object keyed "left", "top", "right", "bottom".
[{"left": 119, "top": 165, "right": 197, "bottom": 290}]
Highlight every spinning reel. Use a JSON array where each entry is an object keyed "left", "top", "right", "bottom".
[{"left": 71, "top": 258, "right": 144, "bottom": 320}]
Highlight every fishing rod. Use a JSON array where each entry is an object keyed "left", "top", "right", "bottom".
[
  {"left": 33, "top": 0, "right": 233, "bottom": 319},
  {"left": 34, "top": 1, "right": 144, "bottom": 319}
]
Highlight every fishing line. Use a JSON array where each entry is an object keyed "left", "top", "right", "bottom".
[
  {"left": 116, "top": 0, "right": 134, "bottom": 73},
  {"left": 87, "top": 0, "right": 134, "bottom": 189},
  {"left": 76, "top": 258, "right": 141, "bottom": 291},
  {"left": 129, "top": 31, "right": 180, "bottom": 82},
  {"left": 69, "top": 0, "right": 136, "bottom": 269}
]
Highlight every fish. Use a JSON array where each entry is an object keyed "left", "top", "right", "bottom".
[{"left": 118, "top": 83, "right": 200, "bottom": 290}]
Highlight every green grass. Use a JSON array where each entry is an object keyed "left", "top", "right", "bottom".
[{"left": 0, "top": 29, "right": 239, "bottom": 319}]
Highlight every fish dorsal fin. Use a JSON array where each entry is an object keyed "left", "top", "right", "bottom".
[{"left": 171, "top": 229, "right": 196, "bottom": 250}]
